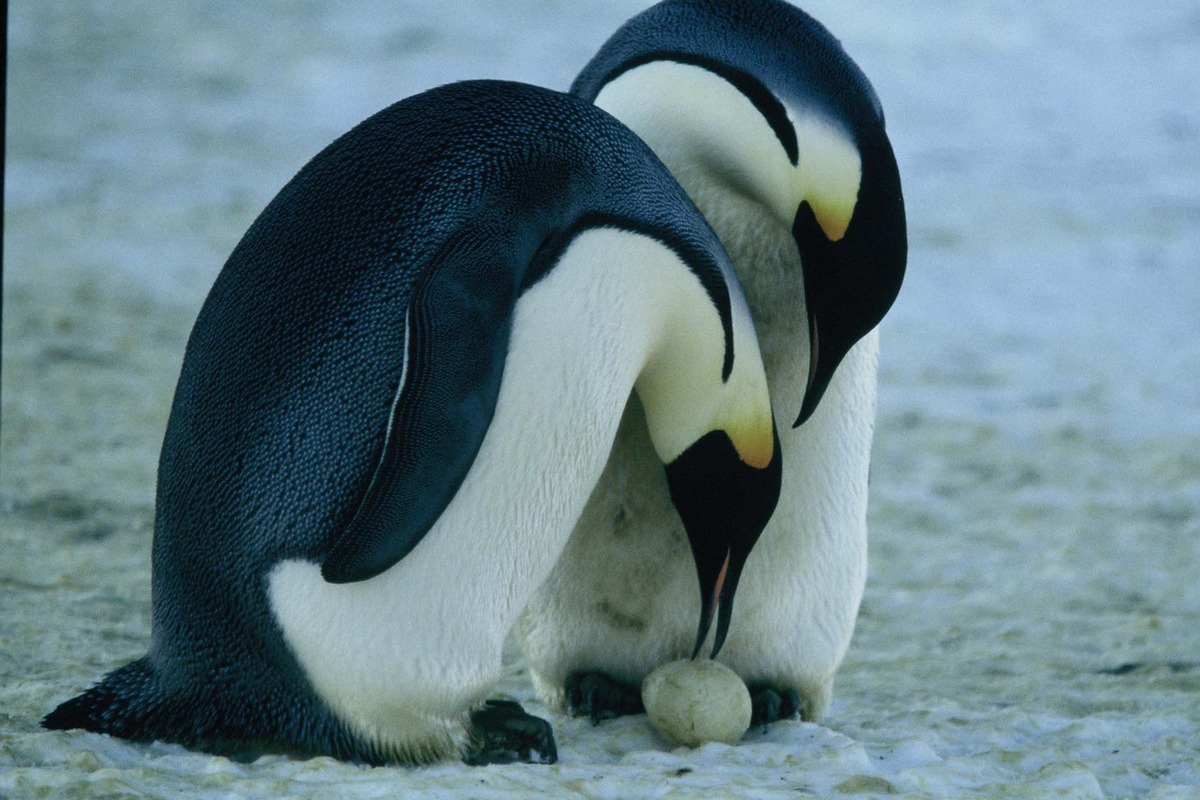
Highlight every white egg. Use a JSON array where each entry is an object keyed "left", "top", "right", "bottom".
[{"left": 641, "top": 659, "right": 752, "bottom": 747}]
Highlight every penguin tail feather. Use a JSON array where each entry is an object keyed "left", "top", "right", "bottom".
[
  {"left": 43, "top": 656, "right": 406, "bottom": 765},
  {"left": 42, "top": 657, "right": 166, "bottom": 742}
]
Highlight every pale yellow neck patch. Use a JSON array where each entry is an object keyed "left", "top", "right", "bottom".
[
  {"left": 594, "top": 62, "right": 798, "bottom": 228},
  {"left": 792, "top": 113, "right": 862, "bottom": 242},
  {"left": 725, "top": 416, "right": 775, "bottom": 470}
]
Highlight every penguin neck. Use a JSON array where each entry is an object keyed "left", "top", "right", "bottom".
[
  {"left": 673, "top": 167, "right": 810, "bottom": 399},
  {"left": 610, "top": 226, "right": 773, "bottom": 468},
  {"left": 593, "top": 61, "right": 800, "bottom": 228}
]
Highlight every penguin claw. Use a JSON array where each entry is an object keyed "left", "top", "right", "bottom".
[
  {"left": 565, "top": 672, "right": 645, "bottom": 724},
  {"left": 749, "top": 685, "right": 802, "bottom": 727},
  {"left": 463, "top": 699, "right": 557, "bottom": 765}
]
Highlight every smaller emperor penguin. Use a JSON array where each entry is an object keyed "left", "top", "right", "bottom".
[
  {"left": 43, "top": 80, "right": 782, "bottom": 765},
  {"left": 516, "top": 0, "right": 907, "bottom": 724}
]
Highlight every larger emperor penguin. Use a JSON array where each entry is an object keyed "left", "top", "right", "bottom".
[
  {"left": 43, "top": 80, "right": 783, "bottom": 765},
  {"left": 516, "top": 0, "right": 907, "bottom": 724}
]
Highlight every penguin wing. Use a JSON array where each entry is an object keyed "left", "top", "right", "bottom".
[{"left": 321, "top": 238, "right": 517, "bottom": 584}]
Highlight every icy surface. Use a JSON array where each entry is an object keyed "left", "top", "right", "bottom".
[{"left": 3, "top": 1, "right": 1199, "bottom": 798}]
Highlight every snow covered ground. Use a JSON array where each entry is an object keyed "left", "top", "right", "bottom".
[{"left": 3, "top": 1, "right": 1198, "bottom": 797}]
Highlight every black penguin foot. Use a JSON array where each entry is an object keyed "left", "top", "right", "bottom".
[
  {"left": 748, "top": 685, "right": 802, "bottom": 727},
  {"left": 463, "top": 699, "right": 557, "bottom": 766},
  {"left": 565, "top": 671, "right": 645, "bottom": 724}
]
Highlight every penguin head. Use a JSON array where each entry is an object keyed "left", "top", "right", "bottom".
[
  {"left": 631, "top": 241, "right": 781, "bottom": 659},
  {"left": 575, "top": 0, "right": 908, "bottom": 427}
]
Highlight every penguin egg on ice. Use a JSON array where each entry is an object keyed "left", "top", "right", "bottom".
[{"left": 641, "top": 659, "right": 752, "bottom": 747}]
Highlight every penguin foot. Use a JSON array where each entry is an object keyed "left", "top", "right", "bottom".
[
  {"left": 748, "top": 685, "right": 802, "bottom": 727},
  {"left": 565, "top": 671, "right": 645, "bottom": 724},
  {"left": 464, "top": 699, "right": 557, "bottom": 765}
]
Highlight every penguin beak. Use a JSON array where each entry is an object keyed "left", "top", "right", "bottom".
[
  {"left": 794, "top": 312, "right": 823, "bottom": 427},
  {"left": 689, "top": 537, "right": 755, "bottom": 660},
  {"left": 790, "top": 198, "right": 844, "bottom": 429},
  {"left": 792, "top": 310, "right": 849, "bottom": 428},
  {"left": 664, "top": 426, "right": 782, "bottom": 661}
]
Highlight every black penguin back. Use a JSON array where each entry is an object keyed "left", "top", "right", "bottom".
[{"left": 150, "top": 80, "right": 736, "bottom": 633}]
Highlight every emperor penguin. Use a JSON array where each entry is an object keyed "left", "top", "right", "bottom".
[
  {"left": 515, "top": 0, "right": 907, "bottom": 724},
  {"left": 42, "top": 80, "right": 783, "bottom": 765}
]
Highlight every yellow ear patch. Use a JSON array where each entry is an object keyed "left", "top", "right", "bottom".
[
  {"left": 810, "top": 191, "right": 857, "bottom": 242},
  {"left": 727, "top": 421, "right": 775, "bottom": 470},
  {"left": 794, "top": 115, "right": 862, "bottom": 243}
]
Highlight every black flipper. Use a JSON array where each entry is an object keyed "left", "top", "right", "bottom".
[{"left": 322, "top": 238, "right": 517, "bottom": 584}]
